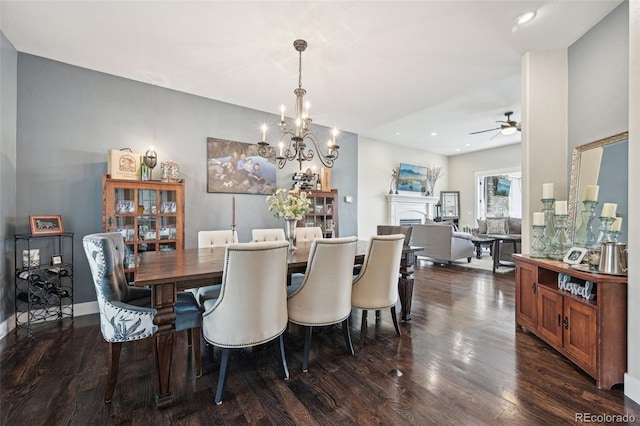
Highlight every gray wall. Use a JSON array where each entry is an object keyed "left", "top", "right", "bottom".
[
  {"left": 568, "top": 3, "right": 629, "bottom": 151},
  {"left": 14, "top": 53, "right": 358, "bottom": 305},
  {"left": 448, "top": 143, "right": 521, "bottom": 230},
  {"left": 1, "top": 31, "right": 18, "bottom": 325},
  {"left": 567, "top": 2, "right": 629, "bottom": 242}
]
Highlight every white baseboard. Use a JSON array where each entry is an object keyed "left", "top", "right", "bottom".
[
  {"left": 0, "top": 301, "right": 99, "bottom": 341},
  {"left": 625, "top": 373, "right": 640, "bottom": 405},
  {"left": 74, "top": 301, "right": 99, "bottom": 317},
  {"left": 0, "top": 316, "right": 16, "bottom": 341}
]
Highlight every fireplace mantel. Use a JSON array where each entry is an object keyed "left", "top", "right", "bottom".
[{"left": 386, "top": 194, "right": 439, "bottom": 225}]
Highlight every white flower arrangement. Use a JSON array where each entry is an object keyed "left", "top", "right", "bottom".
[
  {"left": 425, "top": 165, "right": 443, "bottom": 194},
  {"left": 266, "top": 188, "right": 312, "bottom": 220}
]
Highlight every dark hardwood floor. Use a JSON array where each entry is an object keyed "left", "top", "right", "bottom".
[{"left": 2, "top": 261, "right": 639, "bottom": 425}]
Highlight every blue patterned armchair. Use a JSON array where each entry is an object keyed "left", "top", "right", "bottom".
[{"left": 83, "top": 232, "right": 202, "bottom": 403}]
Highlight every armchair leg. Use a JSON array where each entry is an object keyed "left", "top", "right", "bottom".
[
  {"left": 276, "top": 334, "right": 290, "bottom": 380},
  {"left": 106, "top": 342, "right": 122, "bottom": 403},
  {"left": 302, "top": 326, "right": 313, "bottom": 372},
  {"left": 391, "top": 306, "right": 401, "bottom": 336},
  {"left": 342, "top": 318, "right": 354, "bottom": 355},
  {"left": 214, "top": 348, "right": 232, "bottom": 405},
  {"left": 192, "top": 327, "right": 202, "bottom": 377},
  {"left": 359, "top": 310, "right": 368, "bottom": 349}
]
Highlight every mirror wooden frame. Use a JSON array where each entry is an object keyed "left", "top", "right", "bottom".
[{"left": 568, "top": 131, "right": 628, "bottom": 240}]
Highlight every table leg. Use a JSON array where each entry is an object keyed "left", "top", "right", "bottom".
[
  {"left": 152, "top": 283, "right": 177, "bottom": 407},
  {"left": 475, "top": 243, "right": 482, "bottom": 259},
  {"left": 398, "top": 251, "right": 416, "bottom": 321},
  {"left": 492, "top": 240, "right": 500, "bottom": 273}
]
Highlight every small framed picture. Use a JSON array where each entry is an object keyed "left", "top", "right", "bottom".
[
  {"left": 51, "top": 254, "right": 63, "bottom": 265},
  {"left": 22, "top": 249, "right": 41, "bottom": 268},
  {"left": 30, "top": 215, "right": 64, "bottom": 235},
  {"left": 563, "top": 247, "right": 588, "bottom": 265}
]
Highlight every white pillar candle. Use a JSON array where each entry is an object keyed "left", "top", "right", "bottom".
[
  {"left": 533, "top": 212, "right": 545, "bottom": 226},
  {"left": 542, "top": 183, "right": 554, "bottom": 199},
  {"left": 555, "top": 200, "right": 567, "bottom": 215},
  {"left": 585, "top": 185, "right": 599, "bottom": 201},
  {"left": 612, "top": 217, "right": 623, "bottom": 231},
  {"left": 601, "top": 203, "right": 617, "bottom": 217}
]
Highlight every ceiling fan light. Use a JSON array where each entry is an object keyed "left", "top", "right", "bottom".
[
  {"left": 501, "top": 126, "right": 518, "bottom": 136},
  {"left": 516, "top": 11, "right": 536, "bottom": 25}
]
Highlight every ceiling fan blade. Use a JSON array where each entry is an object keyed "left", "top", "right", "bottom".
[
  {"left": 489, "top": 131, "right": 501, "bottom": 141},
  {"left": 469, "top": 127, "right": 501, "bottom": 135}
]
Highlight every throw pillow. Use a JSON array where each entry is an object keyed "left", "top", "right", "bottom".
[
  {"left": 508, "top": 218, "right": 522, "bottom": 234},
  {"left": 486, "top": 218, "right": 507, "bottom": 235},
  {"left": 477, "top": 219, "right": 487, "bottom": 234}
]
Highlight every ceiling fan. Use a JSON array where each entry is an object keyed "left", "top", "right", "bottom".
[{"left": 469, "top": 111, "right": 521, "bottom": 140}]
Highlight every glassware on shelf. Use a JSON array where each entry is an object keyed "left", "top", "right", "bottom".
[
  {"left": 541, "top": 198, "right": 555, "bottom": 258},
  {"left": 596, "top": 216, "right": 616, "bottom": 243},
  {"left": 573, "top": 200, "right": 598, "bottom": 247},
  {"left": 550, "top": 214, "right": 571, "bottom": 260},
  {"left": 531, "top": 225, "right": 546, "bottom": 258}
]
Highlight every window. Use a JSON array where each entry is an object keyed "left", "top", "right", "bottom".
[{"left": 475, "top": 169, "right": 522, "bottom": 220}]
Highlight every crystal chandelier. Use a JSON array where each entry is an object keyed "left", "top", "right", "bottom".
[{"left": 257, "top": 39, "right": 339, "bottom": 170}]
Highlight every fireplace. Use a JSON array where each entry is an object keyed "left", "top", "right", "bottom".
[
  {"left": 386, "top": 194, "right": 439, "bottom": 225},
  {"left": 399, "top": 219, "right": 422, "bottom": 226}
]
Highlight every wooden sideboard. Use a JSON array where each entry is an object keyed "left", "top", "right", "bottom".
[{"left": 514, "top": 254, "right": 627, "bottom": 389}]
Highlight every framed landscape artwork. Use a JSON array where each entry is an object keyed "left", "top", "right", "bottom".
[
  {"left": 206, "top": 137, "right": 277, "bottom": 195},
  {"left": 397, "top": 163, "right": 427, "bottom": 193}
]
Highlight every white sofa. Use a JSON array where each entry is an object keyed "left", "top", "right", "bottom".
[{"left": 411, "top": 222, "right": 474, "bottom": 264}]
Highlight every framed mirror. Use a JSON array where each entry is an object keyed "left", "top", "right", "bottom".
[
  {"left": 568, "top": 131, "right": 628, "bottom": 244},
  {"left": 440, "top": 191, "right": 460, "bottom": 221}
]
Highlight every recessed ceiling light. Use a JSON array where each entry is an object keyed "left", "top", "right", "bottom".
[
  {"left": 456, "top": 148, "right": 461, "bottom": 152},
  {"left": 516, "top": 11, "right": 536, "bottom": 25},
  {"left": 465, "top": 143, "right": 470, "bottom": 147},
  {"left": 395, "top": 132, "right": 401, "bottom": 135},
  {"left": 431, "top": 132, "right": 437, "bottom": 136}
]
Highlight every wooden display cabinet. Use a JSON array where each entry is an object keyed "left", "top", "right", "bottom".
[
  {"left": 300, "top": 190, "right": 338, "bottom": 238},
  {"left": 102, "top": 175, "right": 184, "bottom": 281},
  {"left": 514, "top": 254, "right": 626, "bottom": 389}
]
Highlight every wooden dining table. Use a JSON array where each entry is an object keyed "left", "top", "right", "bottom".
[{"left": 135, "top": 240, "right": 422, "bottom": 406}]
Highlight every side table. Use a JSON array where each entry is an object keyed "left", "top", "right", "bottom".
[{"left": 470, "top": 235, "right": 495, "bottom": 259}]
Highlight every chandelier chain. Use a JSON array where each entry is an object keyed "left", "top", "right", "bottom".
[{"left": 298, "top": 50, "right": 303, "bottom": 89}]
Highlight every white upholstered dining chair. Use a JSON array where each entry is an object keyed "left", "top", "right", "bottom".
[
  {"left": 252, "top": 228, "right": 286, "bottom": 242},
  {"left": 295, "top": 226, "right": 323, "bottom": 243},
  {"left": 287, "top": 236, "right": 358, "bottom": 372},
  {"left": 82, "top": 232, "right": 202, "bottom": 403},
  {"left": 351, "top": 234, "right": 405, "bottom": 348},
  {"left": 196, "top": 230, "right": 239, "bottom": 305},
  {"left": 201, "top": 240, "right": 290, "bottom": 404},
  {"left": 197, "top": 229, "right": 238, "bottom": 247}
]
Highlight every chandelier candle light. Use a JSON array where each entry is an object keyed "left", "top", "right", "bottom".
[{"left": 258, "top": 39, "right": 340, "bottom": 170}]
